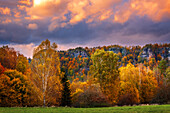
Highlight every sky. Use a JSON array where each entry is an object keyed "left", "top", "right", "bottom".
[{"left": 0, "top": 0, "right": 170, "bottom": 58}]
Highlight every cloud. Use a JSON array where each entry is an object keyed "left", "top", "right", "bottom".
[
  {"left": 0, "top": 43, "right": 36, "bottom": 58},
  {"left": 114, "top": 0, "right": 170, "bottom": 23},
  {"left": 27, "top": 0, "right": 68, "bottom": 18},
  {"left": 0, "top": 7, "right": 11, "bottom": 15},
  {"left": 1, "top": 19, "right": 12, "bottom": 24},
  {"left": 26, "top": 0, "right": 121, "bottom": 31},
  {"left": 27, "top": 23, "right": 38, "bottom": 30},
  {"left": 18, "top": 0, "right": 32, "bottom": 6},
  {"left": 9, "top": 43, "right": 36, "bottom": 58},
  {"left": 0, "top": 0, "right": 169, "bottom": 54},
  {"left": 25, "top": 0, "right": 170, "bottom": 30},
  {"left": 0, "top": 29, "right": 5, "bottom": 33}
]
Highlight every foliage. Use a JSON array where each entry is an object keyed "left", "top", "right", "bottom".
[
  {"left": 118, "top": 81, "right": 140, "bottom": 106},
  {"left": 16, "top": 55, "right": 29, "bottom": 74},
  {"left": 71, "top": 82, "right": 110, "bottom": 107},
  {"left": 30, "top": 39, "right": 61, "bottom": 106},
  {"left": 152, "top": 67, "right": 170, "bottom": 104},
  {"left": 0, "top": 70, "right": 41, "bottom": 107},
  {"left": 119, "top": 63, "right": 158, "bottom": 105},
  {"left": 166, "top": 67, "right": 170, "bottom": 84},
  {"left": 140, "top": 70, "right": 158, "bottom": 103},
  {"left": 89, "top": 49, "right": 120, "bottom": 105},
  {"left": 61, "top": 72, "right": 72, "bottom": 107},
  {"left": 0, "top": 63, "right": 5, "bottom": 75},
  {"left": 119, "top": 63, "right": 140, "bottom": 105},
  {"left": 158, "top": 59, "right": 168, "bottom": 77},
  {"left": 0, "top": 42, "right": 169, "bottom": 107},
  {"left": 0, "top": 46, "right": 18, "bottom": 69}
]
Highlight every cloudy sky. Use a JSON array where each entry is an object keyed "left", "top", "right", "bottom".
[{"left": 0, "top": 0, "right": 170, "bottom": 58}]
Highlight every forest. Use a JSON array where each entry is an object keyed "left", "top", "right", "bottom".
[{"left": 0, "top": 39, "right": 169, "bottom": 107}]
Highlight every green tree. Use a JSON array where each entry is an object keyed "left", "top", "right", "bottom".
[
  {"left": 61, "top": 72, "right": 72, "bottom": 107},
  {"left": 16, "top": 55, "right": 28, "bottom": 74},
  {"left": 89, "top": 49, "right": 120, "bottom": 104},
  {"left": 166, "top": 67, "right": 170, "bottom": 84},
  {"left": 31, "top": 39, "right": 61, "bottom": 107},
  {"left": 158, "top": 59, "right": 168, "bottom": 77}
]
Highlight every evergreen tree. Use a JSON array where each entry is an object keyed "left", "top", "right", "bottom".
[{"left": 61, "top": 72, "right": 72, "bottom": 106}]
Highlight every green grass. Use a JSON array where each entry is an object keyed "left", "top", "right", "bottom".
[{"left": 0, "top": 105, "right": 170, "bottom": 113}]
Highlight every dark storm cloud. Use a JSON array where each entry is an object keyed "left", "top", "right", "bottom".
[
  {"left": 0, "top": 0, "right": 19, "bottom": 8},
  {"left": 0, "top": 18, "right": 170, "bottom": 45},
  {"left": 0, "top": 23, "right": 31, "bottom": 44},
  {"left": 123, "top": 17, "right": 170, "bottom": 37}
]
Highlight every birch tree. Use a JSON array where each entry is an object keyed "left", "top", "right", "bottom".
[{"left": 31, "top": 39, "right": 61, "bottom": 107}]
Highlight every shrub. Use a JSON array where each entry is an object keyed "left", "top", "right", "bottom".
[{"left": 72, "top": 84, "right": 110, "bottom": 107}]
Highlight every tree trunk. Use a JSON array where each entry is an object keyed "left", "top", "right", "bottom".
[{"left": 43, "top": 92, "right": 46, "bottom": 107}]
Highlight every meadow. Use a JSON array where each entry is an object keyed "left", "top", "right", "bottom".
[{"left": 0, "top": 105, "right": 170, "bottom": 113}]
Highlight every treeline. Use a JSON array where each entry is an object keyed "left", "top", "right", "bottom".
[
  {"left": 0, "top": 40, "right": 169, "bottom": 107},
  {"left": 59, "top": 43, "right": 169, "bottom": 81}
]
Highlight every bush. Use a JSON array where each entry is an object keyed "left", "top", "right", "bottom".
[
  {"left": 72, "top": 84, "right": 110, "bottom": 107},
  {"left": 118, "top": 85, "right": 140, "bottom": 106},
  {"left": 151, "top": 84, "right": 170, "bottom": 104}
]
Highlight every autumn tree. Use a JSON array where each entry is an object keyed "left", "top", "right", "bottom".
[
  {"left": 16, "top": 55, "right": 29, "bottom": 74},
  {"left": 0, "top": 63, "right": 5, "bottom": 75},
  {"left": 0, "top": 69, "right": 41, "bottom": 107},
  {"left": 31, "top": 39, "right": 61, "bottom": 107},
  {"left": 119, "top": 63, "right": 140, "bottom": 105},
  {"left": 119, "top": 63, "right": 158, "bottom": 105},
  {"left": 0, "top": 46, "right": 18, "bottom": 69},
  {"left": 140, "top": 70, "right": 158, "bottom": 103},
  {"left": 70, "top": 79, "right": 109, "bottom": 107},
  {"left": 89, "top": 49, "right": 120, "bottom": 104}
]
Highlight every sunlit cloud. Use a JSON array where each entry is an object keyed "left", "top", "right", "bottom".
[
  {"left": 114, "top": 0, "right": 170, "bottom": 23},
  {"left": 0, "top": 7, "right": 11, "bottom": 15},
  {"left": 27, "top": 23, "right": 38, "bottom": 30},
  {"left": 1, "top": 18, "right": 12, "bottom": 24},
  {"left": 18, "top": 0, "right": 32, "bottom": 6},
  {"left": 1, "top": 0, "right": 169, "bottom": 28}
]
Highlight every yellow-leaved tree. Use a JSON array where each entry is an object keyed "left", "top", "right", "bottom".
[
  {"left": 119, "top": 63, "right": 158, "bottom": 105},
  {"left": 31, "top": 39, "right": 62, "bottom": 107},
  {"left": 119, "top": 63, "right": 140, "bottom": 105}
]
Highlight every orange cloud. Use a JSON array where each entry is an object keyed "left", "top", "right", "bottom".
[
  {"left": 27, "top": 23, "right": 38, "bottom": 30},
  {"left": 17, "top": 5, "right": 28, "bottom": 10},
  {"left": 1, "top": 19, "right": 12, "bottom": 24},
  {"left": 18, "top": 0, "right": 32, "bottom": 6},
  {"left": 0, "top": 7, "right": 11, "bottom": 15},
  {"left": 14, "top": 10, "right": 21, "bottom": 18},
  {"left": 68, "top": 0, "right": 121, "bottom": 24},
  {"left": 114, "top": 0, "right": 170, "bottom": 23},
  {"left": 27, "top": 0, "right": 68, "bottom": 18},
  {"left": 23, "top": 0, "right": 170, "bottom": 31},
  {"left": 129, "top": 0, "right": 169, "bottom": 21}
]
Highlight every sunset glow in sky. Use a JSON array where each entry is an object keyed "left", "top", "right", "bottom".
[{"left": 0, "top": 0, "right": 170, "bottom": 57}]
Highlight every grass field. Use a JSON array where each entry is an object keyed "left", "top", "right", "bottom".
[{"left": 0, "top": 105, "right": 169, "bottom": 113}]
